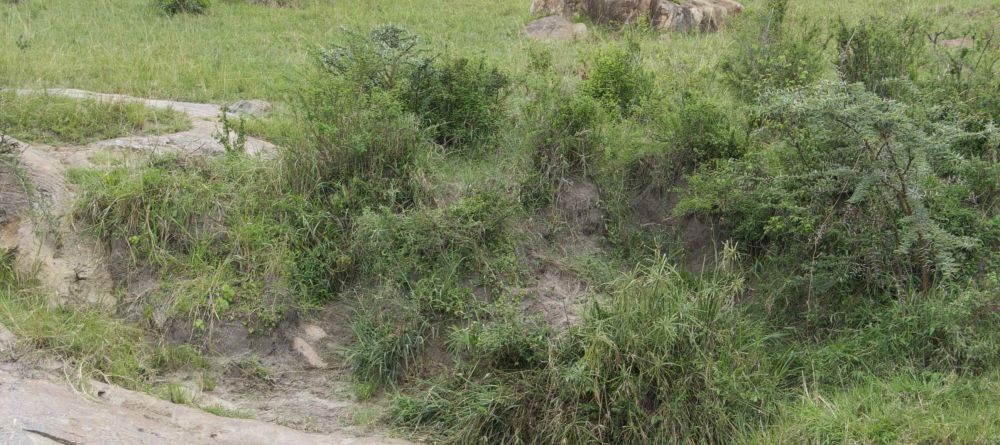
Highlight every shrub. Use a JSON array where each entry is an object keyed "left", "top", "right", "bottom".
[
  {"left": 291, "top": 81, "right": 428, "bottom": 207},
  {"left": 154, "top": 0, "right": 210, "bottom": 15},
  {"left": 652, "top": 92, "right": 745, "bottom": 171},
  {"left": 448, "top": 306, "right": 550, "bottom": 371},
  {"left": 405, "top": 57, "right": 510, "bottom": 147},
  {"left": 351, "top": 188, "right": 518, "bottom": 292},
  {"left": 319, "top": 24, "right": 425, "bottom": 92},
  {"left": 835, "top": 16, "right": 928, "bottom": 97},
  {"left": 319, "top": 25, "right": 510, "bottom": 149},
  {"left": 522, "top": 91, "right": 606, "bottom": 207},
  {"left": 721, "top": 0, "right": 824, "bottom": 100},
  {"left": 677, "top": 81, "right": 987, "bottom": 300},
  {"left": 70, "top": 155, "right": 221, "bottom": 266},
  {"left": 581, "top": 42, "right": 653, "bottom": 116}
]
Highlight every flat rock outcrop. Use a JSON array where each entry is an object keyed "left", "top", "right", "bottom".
[
  {"left": 531, "top": 0, "right": 744, "bottom": 32},
  {"left": 0, "top": 367, "right": 414, "bottom": 445},
  {"left": 524, "top": 15, "right": 589, "bottom": 41}
]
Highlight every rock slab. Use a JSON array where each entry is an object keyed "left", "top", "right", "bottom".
[
  {"left": 0, "top": 368, "right": 414, "bottom": 445},
  {"left": 531, "top": 0, "right": 744, "bottom": 32},
  {"left": 523, "top": 15, "right": 589, "bottom": 41}
]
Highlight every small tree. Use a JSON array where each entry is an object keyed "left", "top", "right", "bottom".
[{"left": 678, "top": 81, "right": 985, "bottom": 300}]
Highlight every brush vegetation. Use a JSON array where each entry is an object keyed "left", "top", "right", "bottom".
[{"left": 3, "top": 0, "right": 1000, "bottom": 443}]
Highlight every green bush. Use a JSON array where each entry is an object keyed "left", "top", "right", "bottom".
[
  {"left": 154, "top": 0, "right": 210, "bottom": 15},
  {"left": 319, "top": 24, "right": 424, "bottom": 92},
  {"left": 291, "top": 80, "right": 428, "bottom": 207},
  {"left": 677, "top": 81, "right": 989, "bottom": 301},
  {"left": 319, "top": 25, "right": 510, "bottom": 149},
  {"left": 522, "top": 91, "right": 606, "bottom": 207},
  {"left": 347, "top": 291, "right": 428, "bottom": 390},
  {"left": 351, "top": 188, "right": 518, "bottom": 291},
  {"left": 835, "top": 16, "right": 928, "bottom": 97},
  {"left": 405, "top": 56, "right": 510, "bottom": 147},
  {"left": 652, "top": 92, "right": 745, "bottom": 171},
  {"left": 721, "top": 0, "right": 824, "bottom": 100},
  {"left": 581, "top": 42, "right": 653, "bottom": 116},
  {"left": 448, "top": 307, "right": 550, "bottom": 371}
]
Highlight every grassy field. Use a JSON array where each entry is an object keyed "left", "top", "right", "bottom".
[
  {"left": 3, "top": 0, "right": 1000, "bottom": 443},
  {"left": 2, "top": 0, "right": 991, "bottom": 102}
]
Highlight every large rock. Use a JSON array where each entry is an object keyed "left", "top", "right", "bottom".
[
  {"left": 0, "top": 367, "right": 415, "bottom": 445},
  {"left": 531, "top": 0, "right": 744, "bottom": 32},
  {"left": 524, "top": 15, "right": 589, "bottom": 41}
]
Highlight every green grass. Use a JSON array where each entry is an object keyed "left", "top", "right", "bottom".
[
  {"left": 747, "top": 372, "right": 1000, "bottom": 444},
  {"left": 0, "top": 91, "right": 190, "bottom": 145},
  {"left": 0, "top": 254, "right": 156, "bottom": 387},
  {"left": 2, "top": 0, "right": 991, "bottom": 103}
]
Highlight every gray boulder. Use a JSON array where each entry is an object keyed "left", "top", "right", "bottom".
[
  {"left": 524, "top": 15, "right": 589, "bottom": 41},
  {"left": 531, "top": 0, "right": 744, "bottom": 32}
]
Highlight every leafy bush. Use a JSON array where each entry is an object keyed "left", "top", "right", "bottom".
[
  {"left": 154, "top": 0, "right": 210, "bottom": 15},
  {"left": 678, "top": 81, "right": 990, "bottom": 300},
  {"left": 405, "top": 57, "right": 510, "bottom": 147},
  {"left": 448, "top": 306, "right": 550, "bottom": 371},
  {"left": 351, "top": 188, "right": 518, "bottom": 293},
  {"left": 581, "top": 42, "right": 653, "bottom": 116},
  {"left": 319, "top": 25, "right": 510, "bottom": 149},
  {"left": 319, "top": 25, "right": 425, "bottom": 92},
  {"left": 835, "top": 16, "right": 928, "bottom": 97},
  {"left": 721, "top": 0, "right": 824, "bottom": 100},
  {"left": 522, "top": 91, "right": 606, "bottom": 207},
  {"left": 653, "top": 92, "right": 746, "bottom": 170},
  {"left": 71, "top": 155, "right": 221, "bottom": 266},
  {"left": 291, "top": 81, "right": 428, "bottom": 207}
]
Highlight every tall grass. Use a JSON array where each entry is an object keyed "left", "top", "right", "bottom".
[{"left": 0, "top": 92, "right": 190, "bottom": 145}]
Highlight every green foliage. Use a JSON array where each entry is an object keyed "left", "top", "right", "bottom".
[
  {"left": 352, "top": 188, "right": 518, "bottom": 306},
  {"left": 319, "top": 24, "right": 509, "bottom": 149},
  {"left": 71, "top": 154, "right": 291, "bottom": 330},
  {"left": 802, "top": 282, "right": 1000, "bottom": 382},
  {"left": 404, "top": 56, "right": 510, "bottom": 147},
  {"left": 154, "top": 0, "right": 210, "bottom": 15},
  {"left": 581, "top": 42, "right": 653, "bottom": 116},
  {"left": 652, "top": 91, "right": 746, "bottom": 170},
  {"left": 448, "top": 309, "right": 550, "bottom": 371},
  {"left": 721, "top": 0, "right": 824, "bottom": 100},
  {"left": 522, "top": 91, "right": 606, "bottom": 207},
  {"left": 835, "top": 16, "right": 928, "bottom": 97},
  {"left": 0, "top": 92, "right": 190, "bottom": 145},
  {"left": 678, "top": 81, "right": 990, "bottom": 299},
  {"left": 291, "top": 79, "right": 428, "bottom": 207},
  {"left": 748, "top": 372, "right": 1000, "bottom": 444},
  {"left": 319, "top": 25, "right": 425, "bottom": 92},
  {"left": 71, "top": 155, "right": 220, "bottom": 265},
  {"left": 392, "top": 262, "right": 790, "bottom": 444},
  {"left": 347, "top": 291, "right": 428, "bottom": 391}
]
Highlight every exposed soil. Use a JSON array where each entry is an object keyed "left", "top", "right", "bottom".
[{"left": 633, "top": 179, "right": 721, "bottom": 274}]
